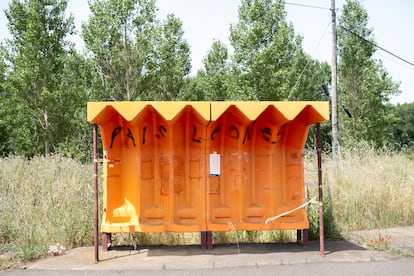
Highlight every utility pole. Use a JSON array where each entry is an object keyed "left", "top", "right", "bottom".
[{"left": 331, "top": 0, "right": 339, "bottom": 161}]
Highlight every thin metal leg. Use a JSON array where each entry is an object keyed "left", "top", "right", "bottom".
[
  {"left": 201, "top": 231, "right": 213, "bottom": 249},
  {"left": 297, "top": 230, "right": 302, "bottom": 244},
  {"left": 93, "top": 125, "right": 99, "bottom": 262},
  {"left": 303, "top": 229, "right": 309, "bottom": 247},
  {"left": 102, "top": 233, "right": 112, "bottom": 252}
]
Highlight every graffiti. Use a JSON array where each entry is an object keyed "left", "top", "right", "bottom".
[
  {"left": 277, "top": 123, "right": 288, "bottom": 138},
  {"left": 242, "top": 124, "right": 252, "bottom": 144},
  {"left": 156, "top": 125, "right": 167, "bottom": 139},
  {"left": 192, "top": 126, "right": 202, "bottom": 143},
  {"left": 209, "top": 123, "right": 287, "bottom": 144},
  {"left": 109, "top": 122, "right": 287, "bottom": 148},
  {"left": 260, "top": 123, "right": 287, "bottom": 144},
  {"left": 142, "top": 127, "right": 147, "bottom": 144},
  {"left": 261, "top": 127, "right": 273, "bottom": 143},
  {"left": 110, "top": 126, "right": 122, "bottom": 149},
  {"left": 126, "top": 128, "right": 136, "bottom": 147},
  {"left": 141, "top": 125, "right": 167, "bottom": 144},
  {"left": 229, "top": 125, "right": 239, "bottom": 139},
  {"left": 210, "top": 125, "right": 221, "bottom": 140}
]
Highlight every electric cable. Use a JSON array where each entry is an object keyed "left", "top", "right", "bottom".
[
  {"left": 287, "top": 19, "right": 331, "bottom": 100},
  {"left": 286, "top": 2, "right": 330, "bottom": 10},
  {"left": 340, "top": 26, "right": 414, "bottom": 68}
]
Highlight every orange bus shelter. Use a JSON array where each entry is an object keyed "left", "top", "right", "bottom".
[{"left": 88, "top": 101, "right": 329, "bottom": 254}]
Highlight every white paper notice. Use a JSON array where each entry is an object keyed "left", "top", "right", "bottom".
[{"left": 209, "top": 153, "right": 220, "bottom": 176}]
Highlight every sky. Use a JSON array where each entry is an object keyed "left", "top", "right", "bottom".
[{"left": 0, "top": 0, "right": 413, "bottom": 104}]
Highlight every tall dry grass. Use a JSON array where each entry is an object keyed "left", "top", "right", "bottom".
[
  {"left": 0, "top": 155, "right": 93, "bottom": 265},
  {"left": 305, "top": 143, "right": 414, "bottom": 236}
]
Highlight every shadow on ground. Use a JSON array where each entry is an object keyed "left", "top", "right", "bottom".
[{"left": 107, "top": 240, "right": 366, "bottom": 258}]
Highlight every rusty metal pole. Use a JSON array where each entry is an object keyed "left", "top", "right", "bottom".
[
  {"left": 93, "top": 124, "right": 99, "bottom": 263},
  {"left": 316, "top": 123, "right": 325, "bottom": 256}
]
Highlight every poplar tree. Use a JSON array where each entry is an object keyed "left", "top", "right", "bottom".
[
  {"left": 229, "top": 0, "right": 303, "bottom": 100},
  {"left": 3, "top": 0, "right": 78, "bottom": 156},
  {"left": 82, "top": 0, "right": 191, "bottom": 101},
  {"left": 149, "top": 14, "right": 191, "bottom": 100},
  {"left": 338, "top": 0, "right": 399, "bottom": 147}
]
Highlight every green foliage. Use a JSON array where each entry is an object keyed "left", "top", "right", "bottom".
[
  {"left": 184, "top": 0, "right": 331, "bottom": 102},
  {"left": 2, "top": 0, "right": 88, "bottom": 157},
  {"left": 337, "top": 0, "right": 400, "bottom": 148},
  {"left": 149, "top": 14, "right": 191, "bottom": 100},
  {"left": 53, "top": 52, "right": 93, "bottom": 162},
  {"left": 82, "top": 0, "right": 159, "bottom": 100},
  {"left": 0, "top": 46, "right": 10, "bottom": 155},
  {"left": 201, "top": 40, "right": 229, "bottom": 100},
  {"left": 288, "top": 56, "right": 331, "bottom": 101},
  {"left": 390, "top": 103, "right": 414, "bottom": 148},
  {"left": 178, "top": 74, "right": 207, "bottom": 101},
  {"left": 182, "top": 40, "right": 230, "bottom": 101},
  {"left": 230, "top": 0, "right": 316, "bottom": 100},
  {"left": 83, "top": 0, "right": 191, "bottom": 101}
]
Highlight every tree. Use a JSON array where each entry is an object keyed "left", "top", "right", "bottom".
[
  {"left": 202, "top": 40, "right": 229, "bottom": 101},
  {"left": 54, "top": 51, "right": 93, "bottom": 162},
  {"left": 338, "top": 0, "right": 400, "bottom": 147},
  {"left": 286, "top": 51, "right": 331, "bottom": 101},
  {"left": 178, "top": 75, "right": 206, "bottom": 100},
  {"left": 83, "top": 0, "right": 191, "bottom": 101},
  {"left": 391, "top": 103, "right": 414, "bottom": 148},
  {"left": 82, "top": 0, "right": 159, "bottom": 101},
  {"left": 229, "top": 0, "right": 304, "bottom": 100},
  {"left": 0, "top": 45, "right": 10, "bottom": 155},
  {"left": 3, "top": 0, "right": 78, "bottom": 156},
  {"left": 183, "top": 40, "right": 230, "bottom": 101},
  {"left": 149, "top": 14, "right": 191, "bottom": 100}
]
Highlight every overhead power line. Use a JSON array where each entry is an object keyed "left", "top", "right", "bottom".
[
  {"left": 340, "top": 26, "right": 414, "bottom": 68},
  {"left": 285, "top": 2, "right": 330, "bottom": 10},
  {"left": 287, "top": 20, "right": 331, "bottom": 100}
]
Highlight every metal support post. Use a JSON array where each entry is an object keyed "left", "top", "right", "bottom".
[
  {"left": 201, "top": 231, "right": 213, "bottom": 249},
  {"left": 102, "top": 233, "right": 112, "bottom": 251},
  {"left": 93, "top": 124, "right": 99, "bottom": 262},
  {"left": 297, "top": 229, "right": 309, "bottom": 246}
]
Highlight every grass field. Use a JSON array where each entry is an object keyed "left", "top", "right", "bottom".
[{"left": 0, "top": 145, "right": 413, "bottom": 268}]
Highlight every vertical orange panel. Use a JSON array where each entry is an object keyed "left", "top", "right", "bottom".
[
  {"left": 98, "top": 107, "right": 138, "bottom": 231},
  {"left": 206, "top": 105, "right": 251, "bottom": 231},
  {"left": 169, "top": 106, "right": 208, "bottom": 231},
  {"left": 241, "top": 106, "right": 289, "bottom": 230},
  {"left": 132, "top": 106, "right": 169, "bottom": 232}
]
